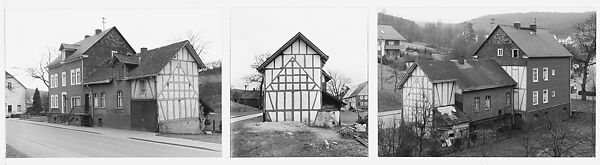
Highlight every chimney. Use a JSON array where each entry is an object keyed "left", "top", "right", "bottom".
[
  {"left": 529, "top": 24, "right": 537, "bottom": 33},
  {"left": 140, "top": 47, "right": 148, "bottom": 53},
  {"left": 84, "top": 35, "right": 91, "bottom": 39},
  {"left": 95, "top": 29, "right": 102, "bottom": 35},
  {"left": 513, "top": 22, "right": 521, "bottom": 29}
]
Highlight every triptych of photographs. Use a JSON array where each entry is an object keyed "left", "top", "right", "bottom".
[{"left": 1, "top": 0, "right": 597, "bottom": 163}]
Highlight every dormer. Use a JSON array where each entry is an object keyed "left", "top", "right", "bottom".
[{"left": 59, "top": 43, "right": 78, "bottom": 61}]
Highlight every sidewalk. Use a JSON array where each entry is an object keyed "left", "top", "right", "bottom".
[
  {"left": 13, "top": 119, "right": 221, "bottom": 152},
  {"left": 231, "top": 113, "right": 262, "bottom": 123}
]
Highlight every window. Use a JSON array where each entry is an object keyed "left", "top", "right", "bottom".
[
  {"left": 543, "top": 89, "right": 548, "bottom": 103},
  {"left": 513, "top": 90, "right": 519, "bottom": 110},
  {"left": 543, "top": 67, "right": 548, "bottom": 81},
  {"left": 497, "top": 49, "right": 503, "bottom": 56},
  {"left": 474, "top": 97, "right": 480, "bottom": 112},
  {"left": 76, "top": 68, "right": 81, "bottom": 84},
  {"left": 506, "top": 93, "right": 511, "bottom": 107},
  {"left": 71, "top": 97, "right": 81, "bottom": 108},
  {"left": 364, "top": 95, "right": 368, "bottom": 100},
  {"left": 139, "top": 80, "right": 146, "bottom": 95},
  {"left": 93, "top": 93, "right": 98, "bottom": 107},
  {"left": 111, "top": 50, "right": 118, "bottom": 57},
  {"left": 485, "top": 96, "right": 491, "bottom": 111},
  {"left": 117, "top": 91, "right": 123, "bottom": 107},
  {"left": 533, "top": 91, "right": 539, "bottom": 105},
  {"left": 17, "top": 105, "right": 21, "bottom": 112},
  {"left": 552, "top": 91, "right": 556, "bottom": 97},
  {"left": 61, "top": 72, "right": 66, "bottom": 86},
  {"left": 70, "top": 69, "right": 75, "bottom": 85},
  {"left": 512, "top": 49, "right": 519, "bottom": 57},
  {"left": 101, "top": 93, "right": 106, "bottom": 107},
  {"left": 53, "top": 74, "right": 59, "bottom": 88},
  {"left": 7, "top": 82, "right": 12, "bottom": 89},
  {"left": 552, "top": 69, "right": 555, "bottom": 76},
  {"left": 533, "top": 68, "right": 538, "bottom": 82}
]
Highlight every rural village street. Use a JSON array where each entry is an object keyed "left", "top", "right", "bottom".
[{"left": 6, "top": 119, "right": 221, "bottom": 157}]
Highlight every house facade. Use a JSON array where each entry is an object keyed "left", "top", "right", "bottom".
[
  {"left": 396, "top": 59, "right": 517, "bottom": 139},
  {"left": 343, "top": 81, "right": 368, "bottom": 111},
  {"left": 473, "top": 23, "right": 572, "bottom": 123},
  {"left": 378, "top": 25, "right": 407, "bottom": 59},
  {"left": 47, "top": 27, "right": 136, "bottom": 126},
  {"left": 5, "top": 72, "right": 28, "bottom": 116},
  {"left": 83, "top": 40, "right": 206, "bottom": 133},
  {"left": 257, "top": 32, "right": 344, "bottom": 126}
]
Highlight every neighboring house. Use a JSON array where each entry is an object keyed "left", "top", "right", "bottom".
[
  {"left": 199, "top": 67, "right": 222, "bottom": 132},
  {"left": 5, "top": 72, "right": 28, "bottom": 116},
  {"left": 378, "top": 25, "right": 407, "bottom": 59},
  {"left": 47, "top": 27, "right": 136, "bottom": 126},
  {"left": 343, "top": 81, "right": 368, "bottom": 111},
  {"left": 231, "top": 88, "right": 261, "bottom": 108},
  {"left": 473, "top": 23, "right": 572, "bottom": 122},
  {"left": 257, "top": 32, "right": 344, "bottom": 126},
  {"left": 397, "top": 59, "right": 517, "bottom": 140},
  {"left": 82, "top": 40, "right": 206, "bottom": 133}
]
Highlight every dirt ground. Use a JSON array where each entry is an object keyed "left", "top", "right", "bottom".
[{"left": 231, "top": 117, "right": 368, "bottom": 157}]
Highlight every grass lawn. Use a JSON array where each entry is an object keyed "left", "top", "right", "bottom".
[
  {"left": 6, "top": 144, "right": 29, "bottom": 158},
  {"left": 156, "top": 133, "right": 222, "bottom": 144},
  {"left": 231, "top": 117, "right": 368, "bottom": 157}
]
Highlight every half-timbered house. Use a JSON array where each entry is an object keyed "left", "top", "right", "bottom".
[
  {"left": 473, "top": 23, "right": 572, "bottom": 122},
  {"left": 343, "top": 81, "right": 368, "bottom": 111},
  {"left": 397, "top": 59, "right": 517, "bottom": 138},
  {"left": 83, "top": 40, "right": 206, "bottom": 133},
  {"left": 256, "top": 32, "right": 344, "bottom": 126}
]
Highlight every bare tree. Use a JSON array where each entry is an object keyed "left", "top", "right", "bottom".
[
  {"left": 407, "top": 92, "right": 436, "bottom": 156},
  {"left": 206, "top": 59, "right": 222, "bottom": 69},
  {"left": 326, "top": 70, "right": 351, "bottom": 99},
  {"left": 535, "top": 115, "right": 592, "bottom": 157},
  {"left": 27, "top": 47, "right": 54, "bottom": 89},
  {"left": 569, "top": 14, "right": 596, "bottom": 100},
  {"left": 243, "top": 52, "right": 270, "bottom": 109},
  {"left": 515, "top": 123, "right": 541, "bottom": 157}
]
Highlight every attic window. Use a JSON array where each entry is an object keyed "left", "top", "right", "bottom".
[
  {"left": 512, "top": 49, "right": 519, "bottom": 58},
  {"left": 497, "top": 49, "right": 503, "bottom": 56},
  {"left": 111, "top": 50, "right": 117, "bottom": 57}
]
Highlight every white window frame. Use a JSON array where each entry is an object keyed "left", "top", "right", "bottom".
[
  {"left": 70, "top": 69, "right": 75, "bottom": 85},
  {"left": 497, "top": 48, "right": 504, "bottom": 56},
  {"left": 75, "top": 68, "right": 81, "bottom": 84},
  {"left": 543, "top": 89, "right": 549, "bottom": 103},
  {"left": 71, "top": 96, "right": 81, "bottom": 108},
  {"left": 533, "top": 91, "right": 539, "bottom": 105},
  {"left": 61, "top": 72, "right": 66, "bottom": 86},
  {"left": 93, "top": 93, "right": 98, "bottom": 107},
  {"left": 552, "top": 91, "right": 556, "bottom": 97},
  {"left": 552, "top": 69, "right": 555, "bottom": 76},
  {"left": 543, "top": 67, "right": 548, "bottom": 81},
  {"left": 533, "top": 68, "right": 539, "bottom": 82},
  {"left": 101, "top": 93, "right": 106, "bottom": 107},
  {"left": 512, "top": 49, "right": 519, "bottom": 58},
  {"left": 474, "top": 97, "right": 480, "bottom": 112},
  {"left": 117, "top": 91, "right": 123, "bottom": 107},
  {"left": 485, "top": 96, "right": 491, "bottom": 111}
]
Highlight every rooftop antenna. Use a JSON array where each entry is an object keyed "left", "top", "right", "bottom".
[{"left": 102, "top": 17, "right": 107, "bottom": 30}]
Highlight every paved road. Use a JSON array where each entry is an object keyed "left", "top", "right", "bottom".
[{"left": 6, "top": 119, "right": 220, "bottom": 157}]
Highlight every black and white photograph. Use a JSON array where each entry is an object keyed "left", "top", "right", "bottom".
[
  {"left": 4, "top": 7, "right": 223, "bottom": 157},
  {"left": 229, "top": 8, "right": 369, "bottom": 157},
  {"left": 377, "top": 7, "right": 596, "bottom": 157}
]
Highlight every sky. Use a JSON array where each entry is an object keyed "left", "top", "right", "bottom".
[
  {"left": 230, "top": 8, "right": 369, "bottom": 89},
  {"left": 4, "top": 8, "right": 222, "bottom": 90},
  {"left": 380, "top": 7, "right": 594, "bottom": 24}
]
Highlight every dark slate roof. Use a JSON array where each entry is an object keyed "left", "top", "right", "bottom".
[
  {"left": 257, "top": 32, "right": 329, "bottom": 72},
  {"left": 126, "top": 40, "right": 206, "bottom": 79},
  {"left": 322, "top": 91, "right": 346, "bottom": 107},
  {"left": 378, "top": 25, "right": 406, "bottom": 41},
  {"left": 114, "top": 54, "right": 141, "bottom": 65},
  {"left": 82, "top": 60, "right": 114, "bottom": 84},
  {"left": 48, "top": 27, "right": 117, "bottom": 67},
  {"left": 400, "top": 59, "right": 517, "bottom": 92},
  {"left": 475, "top": 25, "right": 572, "bottom": 58},
  {"left": 344, "top": 81, "right": 368, "bottom": 99}
]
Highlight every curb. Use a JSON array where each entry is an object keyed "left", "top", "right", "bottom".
[{"left": 128, "top": 137, "right": 221, "bottom": 152}]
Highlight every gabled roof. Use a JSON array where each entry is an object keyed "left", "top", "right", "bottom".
[
  {"left": 5, "top": 71, "right": 27, "bottom": 89},
  {"left": 257, "top": 32, "right": 329, "bottom": 72},
  {"left": 399, "top": 59, "right": 517, "bottom": 92},
  {"left": 82, "top": 60, "right": 115, "bottom": 85},
  {"left": 126, "top": 40, "right": 206, "bottom": 79},
  {"left": 378, "top": 25, "right": 406, "bottom": 41},
  {"left": 322, "top": 91, "right": 346, "bottom": 107},
  {"left": 436, "top": 106, "right": 471, "bottom": 126},
  {"left": 343, "top": 81, "right": 368, "bottom": 99},
  {"left": 322, "top": 70, "right": 332, "bottom": 82},
  {"left": 474, "top": 25, "right": 572, "bottom": 58},
  {"left": 48, "top": 27, "right": 136, "bottom": 67}
]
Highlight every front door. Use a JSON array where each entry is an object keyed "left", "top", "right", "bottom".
[
  {"left": 131, "top": 100, "right": 158, "bottom": 132},
  {"left": 84, "top": 94, "right": 90, "bottom": 114},
  {"left": 62, "top": 94, "right": 67, "bottom": 113}
]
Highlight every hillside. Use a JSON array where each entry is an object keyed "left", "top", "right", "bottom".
[
  {"left": 377, "top": 64, "right": 403, "bottom": 112},
  {"left": 466, "top": 12, "right": 594, "bottom": 37}
]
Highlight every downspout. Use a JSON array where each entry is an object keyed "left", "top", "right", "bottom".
[{"left": 81, "top": 55, "right": 93, "bottom": 125}]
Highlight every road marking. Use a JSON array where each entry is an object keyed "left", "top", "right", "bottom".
[{"left": 127, "top": 137, "right": 221, "bottom": 152}]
